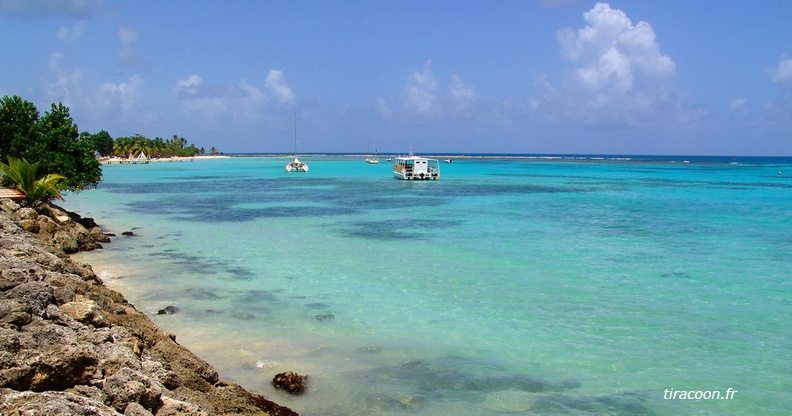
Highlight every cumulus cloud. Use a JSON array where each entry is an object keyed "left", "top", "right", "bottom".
[
  {"left": 57, "top": 20, "right": 86, "bottom": 41},
  {"left": 769, "top": 55, "right": 792, "bottom": 88},
  {"left": 264, "top": 70, "right": 296, "bottom": 105},
  {"left": 404, "top": 60, "right": 439, "bottom": 115},
  {"left": 0, "top": 0, "right": 103, "bottom": 18},
  {"left": 551, "top": 2, "right": 678, "bottom": 126}
]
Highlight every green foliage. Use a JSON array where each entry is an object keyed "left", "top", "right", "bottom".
[
  {"left": 0, "top": 157, "right": 66, "bottom": 207},
  {"left": 82, "top": 130, "right": 114, "bottom": 156},
  {"left": 0, "top": 95, "right": 39, "bottom": 162},
  {"left": 113, "top": 134, "right": 204, "bottom": 158},
  {"left": 0, "top": 96, "right": 102, "bottom": 191}
]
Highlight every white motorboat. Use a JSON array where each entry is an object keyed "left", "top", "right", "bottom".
[{"left": 392, "top": 152, "right": 440, "bottom": 180}]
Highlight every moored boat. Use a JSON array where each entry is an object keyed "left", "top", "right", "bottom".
[
  {"left": 285, "top": 158, "right": 309, "bottom": 172},
  {"left": 285, "top": 112, "right": 308, "bottom": 172},
  {"left": 392, "top": 153, "right": 440, "bottom": 180}
]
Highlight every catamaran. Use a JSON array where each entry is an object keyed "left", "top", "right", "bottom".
[{"left": 285, "top": 113, "right": 308, "bottom": 172}]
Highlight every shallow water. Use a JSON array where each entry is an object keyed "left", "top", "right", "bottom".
[{"left": 65, "top": 155, "right": 792, "bottom": 415}]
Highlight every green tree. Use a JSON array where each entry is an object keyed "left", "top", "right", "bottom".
[
  {"left": 0, "top": 157, "right": 66, "bottom": 207},
  {"left": 0, "top": 96, "right": 102, "bottom": 191},
  {"left": 86, "top": 130, "right": 114, "bottom": 156},
  {"left": 0, "top": 95, "right": 39, "bottom": 162},
  {"left": 32, "top": 103, "right": 102, "bottom": 190}
]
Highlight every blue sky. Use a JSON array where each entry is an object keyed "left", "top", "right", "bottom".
[{"left": 1, "top": 0, "right": 791, "bottom": 156}]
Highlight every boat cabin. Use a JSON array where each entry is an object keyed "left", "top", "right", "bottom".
[{"left": 392, "top": 155, "right": 440, "bottom": 180}]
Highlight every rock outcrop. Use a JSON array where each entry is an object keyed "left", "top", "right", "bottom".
[
  {"left": 272, "top": 372, "right": 308, "bottom": 395},
  {"left": 0, "top": 199, "right": 298, "bottom": 416}
]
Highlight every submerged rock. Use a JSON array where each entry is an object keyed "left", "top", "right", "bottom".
[
  {"left": 157, "top": 305, "right": 180, "bottom": 315},
  {"left": 314, "top": 313, "right": 335, "bottom": 321}
]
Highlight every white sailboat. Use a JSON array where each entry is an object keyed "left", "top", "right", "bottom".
[
  {"left": 285, "top": 113, "right": 308, "bottom": 172},
  {"left": 365, "top": 140, "right": 379, "bottom": 164}
]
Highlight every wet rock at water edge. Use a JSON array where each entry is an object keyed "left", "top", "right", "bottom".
[
  {"left": 122, "top": 231, "right": 135, "bottom": 236},
  {"left": 157, "top": 305, "right": 179, "bottom": 315},
  {"left": 272, "top": 371, "right": 308, "bottom": 395}
]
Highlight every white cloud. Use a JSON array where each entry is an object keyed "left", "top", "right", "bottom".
[
  {"left": 550, "top": 2, "right": 678, "bottom": 126},
  {"left": 449, "top": 74, "right": 477, "bottom": 114},
  {"left": 46, "top": 52, "right": 83, "bottom": 106},
  {"left": 404, "top": 60, "right": 439, "bottom": 115},
  {"left": 173, "top": 75, "right": 270, "bottom": 128},
  {"left": 116, "top": 25, "right": 142, "bottom": 67},
  {"left": 264, "top": 70, "right": 296, "bottom": 105},
  {"left": 237, "top": 80, "right": 267, "bottom": 121},
  {"left": 175, "top": 74, "right": 202, "bottom": 97},
  {"left": 91, "top": 75, "right": 145, "bottom": 120},
  {"left": 769, "top": 55, "right": 792, "bottom": 88},
  {"left": 57, "top": 20, "right": 86, "bottom": 41}
]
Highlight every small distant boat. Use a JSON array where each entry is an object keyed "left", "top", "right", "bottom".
[
  {"left": 365, "top": 141, "right": 379, "bottom": 164},
  {"left": 444, "top": 159, "right": 453, "bottom": 163},
  {"left": 392, "top": 152, "right": 440, "bottom": 180},
  {"left": 286, "top": 158, "right": 309, "bottom": 172},
  {"left": 365, "top": 150, "right": 380, "bottom": 164},
  {"left": 286, "top": 112, "right": 308, "bottom": 172}
]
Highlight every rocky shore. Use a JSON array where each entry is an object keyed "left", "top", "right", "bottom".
[{"left": 0, "top": 198, "right": 298, "bottom": 415}]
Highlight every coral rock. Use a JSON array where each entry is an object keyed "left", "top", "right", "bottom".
[{"left": 272, "top": 371, "right": 308, "bottom": 395}]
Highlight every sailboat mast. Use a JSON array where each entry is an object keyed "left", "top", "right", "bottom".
[{"left": 293, "top": 112, "right": 297, "bottom": 156}]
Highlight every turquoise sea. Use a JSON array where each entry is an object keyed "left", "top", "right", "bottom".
[{"left": 63, "top": 154, "right": 791, "bottom": 416}]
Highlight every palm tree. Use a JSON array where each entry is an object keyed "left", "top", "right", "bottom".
[{"left": 0, "top": 157, "right": 66, "bottom": 207}]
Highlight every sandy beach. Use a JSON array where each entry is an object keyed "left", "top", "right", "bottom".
[{"left": 101, "top": 155, "right": 232, "bottom": 165}]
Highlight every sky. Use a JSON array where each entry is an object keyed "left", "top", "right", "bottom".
[{"left": 1, "top": 0, "right": 791, "bottom": 156}]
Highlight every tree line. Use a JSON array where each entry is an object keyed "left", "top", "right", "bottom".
[
  {"left": 112, "top": 134, "right": 220, "bottom": 159},
  {"left": 0, "top": 95, "right": 219, "bottom": 206}
]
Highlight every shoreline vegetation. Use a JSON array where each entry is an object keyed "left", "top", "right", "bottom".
[
  {"left": 100, "top": 154, "right": 232, "bottom": 164},
  {"left": 0, "top": 198, "right": 298, "bottom": 416}
]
